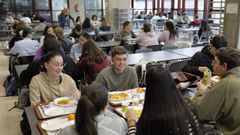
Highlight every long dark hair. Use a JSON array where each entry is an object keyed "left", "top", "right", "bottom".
[
  {"left": 75, "top": 82, "right": 108, "bottom": 135},
  {"left": 136, "top": 66, "right": 200, "bottom": 135},
  {"left": 81, "top": 40, "right": 107, "bottom": 65},
  {"left": 42, "top": 25, "right": 52, "bottom": 37},
  {"left": 82, "top": 18, "right": 92, "bottom": 29},
  {"left": 165, "top": 21, "right": 179, "bottom": 40},
  {"left": 42, "top": 35, "right": 61, "bottom": 54}
]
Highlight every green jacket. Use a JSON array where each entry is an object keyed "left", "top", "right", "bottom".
[{"left": 192, "top": 67, "right": 240, "bottom": 135}]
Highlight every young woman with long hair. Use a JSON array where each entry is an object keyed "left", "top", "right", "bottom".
[
  {"left": 57, "top": 82, "right": 128, "bottom": 135},
  {"left": 76, "top": 40, "right": 111, "bottom": 83},
  {"left": 158, "top": 21, "right": 179, "bottom": 46},
  {"left": 126, "top": 66, "right": 201, "bottom": 135}
]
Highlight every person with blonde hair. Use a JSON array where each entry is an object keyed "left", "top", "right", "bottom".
[{"left": 58, "top": 8, "right": 75, "bottom": 30}]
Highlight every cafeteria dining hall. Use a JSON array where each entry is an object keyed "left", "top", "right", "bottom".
[{"left": 1, "top": 0, "right": 240, "bottom": 135}]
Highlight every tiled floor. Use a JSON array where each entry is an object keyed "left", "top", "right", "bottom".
[{"left": 0, "top": 50, "right": 23, "bottom": 135}]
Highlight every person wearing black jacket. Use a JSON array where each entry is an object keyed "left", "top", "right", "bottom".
[{"left": 182, "top": 35, "right": 228, "bottom": 77}]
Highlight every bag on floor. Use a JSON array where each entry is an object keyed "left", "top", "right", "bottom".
[
  {"left": 9, "top": 86, "right": 30, "bottom": 111},
  {"left": 3, "top": 75, "right": 18, "bottom": 96}
]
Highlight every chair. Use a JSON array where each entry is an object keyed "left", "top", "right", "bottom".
[
  {"left": 175, "top": 41, "right": 191, "bottom": 49},
  {"left": 124, "top": 45, "right": 135, "bottom": 54},
  {"left": 17, "top": 56, "right": 34, "bottom": 65},
  {"left": 168, "top": 60, "right": 188, "bottom": 72},
  {"left": 146, "top": 45, "right": 162, "bottom": 51},
  {"left": 192, "top": 42, "right": 207, "bottom": 47},
  {"left": 161, "top": 46, "right": 179, "bottom": 50},
  {"left": 135, "top": 48, "right": 153, "bottom": 53}
]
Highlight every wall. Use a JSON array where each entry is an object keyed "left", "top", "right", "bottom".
[
  {"left": 68, "top": 0, "right": 85, "bottom": 22},
  {"left": 223, "top": 0, "right": 240, "bottom": 48},
  {"left": 105, "top": 0, "right": 131, "bottom": 29}
]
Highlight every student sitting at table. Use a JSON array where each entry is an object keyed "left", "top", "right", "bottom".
[
  {"left": 182, "top": 35, "right": 228, "bottom": 77},
  {"left": 34, "top": 34, "right": 65, "bottom": 61},
  {"left": 158, "top": 21, "right": 179, "bottom": 46},
  {"left": 91, "top": 14, "right": 101, "bottom": 30},
  {"left": 8, "top": 23, "right": 26, "bottom": 49},
  {"left": 114, "top": 21, "right": 136, "bottom": 45},
  {"left": 29, "top": 52, "right": 80, "bottom": 105},
  {"left": 192, "top": 47, "right": 240, "bottom": 135},
  {"left": 10, "top": 27, "right": 40, "bottom": 57},
  {"left": 57, "top": 82, "right": 128, "bottom": 135},
  {"left": 82, "top": 17, "right": 95, "bottom": 32},
  {"left": 34, "top": 17, "right": 46, "bottom": 32},
  {"left": 95, "top": 46, "right": 138, "bottom": 91},
  {"left": 70, "top": 32, "right": 90, "bottom": 63},
  {"left": 54, "top": 26, "right": 74, "bottom": 54},
  {"left": 68, "top": 24, "right": 82, "bottom": 40},
  {"left": 198, "top": 20, "right": 210, "bottom": 42},
  {"left": 125, "top": 66, "right": 201, "bottom": 135},
  {"left": 77, "top": 40, "right": 111, "bottom": 84},
  {"left": 136, "top": 23, "right": 158, "bottom": 49},
  {"left": 39, "top": 25, "right": 56, "bottom": 46}
]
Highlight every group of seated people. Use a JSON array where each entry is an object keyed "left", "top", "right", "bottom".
[
  {"left": 7, "top": 11, "right": 240, "bottom": 135},
  {"left": 18, "top": 34, "right": 240, "bottom": 135}
]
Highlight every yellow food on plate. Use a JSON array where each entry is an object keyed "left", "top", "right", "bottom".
[
  {"left": 136, "top": 87, "right": 144, "bottom": 93},
  {"left": 134, "top": 109, "right": 142, "bottom": 118},
  {"left": 57, "top": 99, "right": 69, "bottom": 105},
  {"left": 109, "top": 93, "right": 129, "bottom": 101},
  {"left": 67, "top": 114, "right": 75, "bottom": 121}
]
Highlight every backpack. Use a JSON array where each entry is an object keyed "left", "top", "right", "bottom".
[
  {"left": 135, "top": 58, "right": 156, "bottom": 87},
  {"left": 3, "top": 75, "right": 18, "bottom": 96},
  {"left": 8, "top": 86, "right": 30, "bottom": 111}
]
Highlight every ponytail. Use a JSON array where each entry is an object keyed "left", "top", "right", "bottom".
[{"left": 75, "top": 95, "right": 97, "bottom": 135}]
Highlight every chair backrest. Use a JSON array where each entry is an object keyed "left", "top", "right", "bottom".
[
  {"left": 100, "top": 26, "right": 111, "bottom": 31},
  {"left": 135, "top": 48, "right": 153, "bottom": 53},
  {"left": 175, "top": 41, "right": 191, "bottom": 49},
  {"left": 146, "top": 45, "right": 162, "bottom": 51},
  {"left": 168, "top": 60, "right": 188, "bottom": 72},
  {"left": 161, "top": 45, "right": 179, "bottom": 50},
  {"left": 124, "top": 45, "right": 135, "bottom": 54},
  {"left": 17, "top": 56, "right": 34, "bottom": 65}
]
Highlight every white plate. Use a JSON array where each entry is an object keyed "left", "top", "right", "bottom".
[
  {"left": 53, "top": 97, "right": 77, "bottom": 107},
  {"left": 41, "top": 118, "right": 67, "bottom": 131},
  {"left": 44, "top": 107, "right": 66, "bottom": 116}
]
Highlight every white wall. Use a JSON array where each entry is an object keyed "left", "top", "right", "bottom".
[
  {"left": 106, "top": 0, "right": 131, "bottom": 29},
  {"left": 69, "top": 0, "right": 85, "bottom": 22}
]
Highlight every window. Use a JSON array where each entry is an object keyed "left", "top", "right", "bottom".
[
  {"left": 164, "top": 0, "right": 171, "bottom": 12},
  {"left": 52, "top": 0, "right": 68, "bottom": 21},
  {"left": 185, "top": 0, "right": 195, "bottom": 20},
  {"left": 198, "top": 0, "right": 204, "bottom": 19},
  {"left": 35, "top": 0, "right": 50, "bottom": 10},
  {"left": 85, "top": 0, "right": 105, "bottom": 19},
  {"left": 15, "top": 0, "right": 32, "bottom": 10}
]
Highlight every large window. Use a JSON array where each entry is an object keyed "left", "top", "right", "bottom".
[
  {"left": 0, "top": 0, "right": 69, "bottom": 23},
  {"left": 132, "top": 0, "right": 211, "bottom": 20},
  {"left": 85, "top": 0, "right": 105, "bottom": 19}
]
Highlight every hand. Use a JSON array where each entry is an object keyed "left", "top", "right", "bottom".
[
  {"left": 198, "top": 67, "right": 209, "bottom": 73},
  {"left": 125, "top": 108, "right": 136, "bottom": 126}
]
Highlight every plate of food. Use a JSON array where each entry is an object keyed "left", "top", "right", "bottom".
[
  {"left": 44, "top": 107, "right": 66, "bottom": 116},
  {"left": 109, "top": 92, "right": 130, "bottom": 102},
  {"left": 53, "top": 97, "right": 77, "bottom": 107},
  {"left": 41, "top": 118, "right": 66, "bottom": 131}
]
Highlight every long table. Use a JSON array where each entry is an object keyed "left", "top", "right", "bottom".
[
  {"left": 127, "top": 50, "right": 190, "bottom": 65},
  {"left": 25, "top": 107, "right": 41, "bottom": 135},
  {"left": 166, "top": 46, "right": 203, "bottom": 57}
]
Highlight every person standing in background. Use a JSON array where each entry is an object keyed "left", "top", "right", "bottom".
[{"left": 58, "top": 8, "right": 75, "bottom": 31}]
